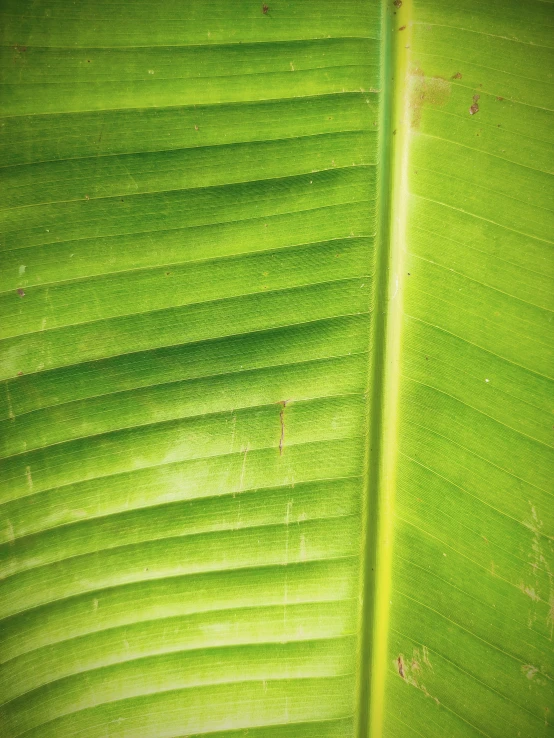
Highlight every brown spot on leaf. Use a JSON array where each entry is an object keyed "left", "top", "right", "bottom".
[
  {"left": 262, "top": 3, "right": 269, "bottom": 13},
  {"left": 393, "top": 0, "right": 402, "bottom": 6},
  {"left": 398, "top": 25, "right": 406, "bottom": 31},
  {"left": 409, "top": 70, "right": 451, "bottom": 129},
  {"left": 522, "top": 664, "right": 538, "bottom": 680},
  {"left": 469, "top": 95, "right": 480, "bottom": 115},
  {"left": 397, "top": 655, "right": 405, "bottom": 679},
  {"left": 497, "top": 96, "right": 504, "bottom": 101},
  {"left": 17, "top": 288, "right": 25, "bottom": 298},
  {"left": 279, "top": 401, "right": 287, "bottom": 455},
  {"left": 452, "top": 72, "right": 462, "bottom": 80}
]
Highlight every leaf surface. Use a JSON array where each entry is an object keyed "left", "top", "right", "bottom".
[{"left": 0, "top": 1, "right": 552, "bottom": 736}]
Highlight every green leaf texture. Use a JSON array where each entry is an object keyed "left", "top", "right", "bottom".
[
  {"left": 0, "top": 1, "right": 552, "bottom": 737},
  {"left": 381, "top": 2, "right": 554, "bottom": 736}
]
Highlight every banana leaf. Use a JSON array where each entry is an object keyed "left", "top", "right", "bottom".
[{"left": 0, "top": 0, "right": 552, "bottom": 736}]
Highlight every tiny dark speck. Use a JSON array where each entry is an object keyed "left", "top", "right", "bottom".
[
  {"left": 17, "top": 288, "right": 25, "bottom": 297},
  {"left": 407, "top": 272, "right": 410, "bottom": 276},
  {"left": 398, "top": 25, "right": 406, "bottom": 30},
  {"left": 262, "top": 3, "right": 269, "bottom": 13},
  {"left": 452, "top": 72, "right": 462, "bottom": 80},
  {"left": 17, "top": 371, "right": 23, "bottom": 376},
  {"left": 393, "top": 0, "right": 402, "bottom": 7}
]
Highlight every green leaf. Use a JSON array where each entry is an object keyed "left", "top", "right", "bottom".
[{"left": 0, "top": 1, "right": 552, "bottom": 737}]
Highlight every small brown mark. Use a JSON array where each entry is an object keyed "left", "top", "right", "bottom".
[
  {"left": 497, "top": 96, "right": 504, "bottom": 101},
  {"left": 398, "top": 25, "right": 406, "bottom": 31},
  {"left": 393, "top": 0, "right": 402, "bottom": 6},
  {"left": 17, "top": 371, "right": 23, "bottom": 376},
  {"left": 469, "top": 94, "right": 480, "bottom": 115},
  {"left": 262, "top": 3, "right": 269, "bottom": 14},
  {"left": 17, "top": 288, "right": 25, "bottom": 298},
  {"left": 397, "top": 655, "right": 405, "bottom": 679},
  {"left": 279, "top": 401, "right": 287, "bottom": 456},
  {"left": 452, "top": 72, "right": 462, "bottom": 80}
]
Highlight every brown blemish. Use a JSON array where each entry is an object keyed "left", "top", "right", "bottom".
[
  {"left": 262, "top": 3, "right": 269, "bottom": 14},
  {"left": 409, "top": 69, "right": 451, "bottom": 129},
  {"left": 17, "top": 288, "right": 25, "bottom": 298},
  {"left": 497, "top": 96, "right": 504, "bottom": 101},
  {"left": 397, "top": 655, "right": 405, "bottom": 678},
  {"left": 12, "top": 45, "right": 27, "bottom": 64},
  {"left": 469, "top": 94, "right": 480, "bottom": 115},
  {"left": 398, "top": 648, "right": 440, "bottom": 705},
  {"left": 522, "top": 664, "right": 538, "bottom": 680},
  {"left": 398, "top": 25, "right": 406, "bottom": 31},
  {"left": 279, "top": 400, "right": 287, "bottom": 455},
  {"left": 393, "top": 0, "right": 402, "bottom": 6},
  {"left": 452, "top": 72, "right": 462, "bottom": 80}
]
